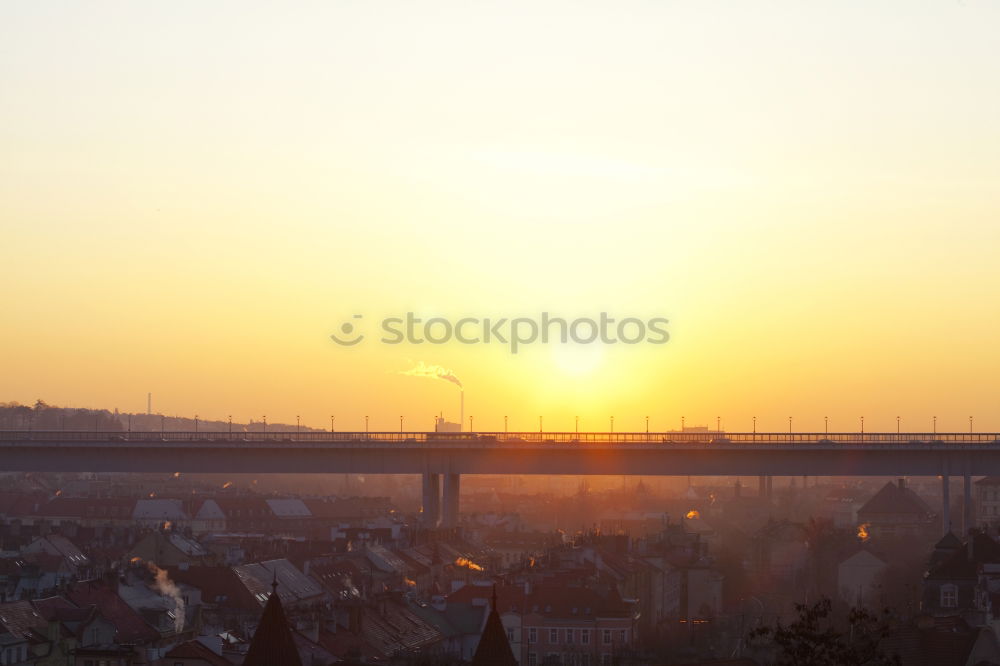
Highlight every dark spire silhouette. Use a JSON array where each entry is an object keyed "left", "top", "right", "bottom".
[
  {"left": 243, "top": 571, "right": 302, "bottom": 666},
  {"left": 472, "top": 585, "right": 517, "bottom": 666}
]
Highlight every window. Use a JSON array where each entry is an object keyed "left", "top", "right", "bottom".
[
  {"left": 508, "top": 629, "right": 515, "bottom": 643},
  {"left": 618, "top": 630, "right": 626, "bottom": 643},
  {"left": 550, "top": 628, "right": 559, "bottom": 644},
  {"left": 566, "top": 628, "right": 574, "bottom": 644},
  {"left": 529, "top": 627, "right": 538, "bottom": 644},
  {"left": 601, "top": 655, "right": 612, "bottom": 666},
  {"left": 602, "top": 630, "right": 612, "bottom": 645},
  {"left": 941, "top": 584, "right": 958, "bottom": 608},
  {"left": 528, "top": 653, "right": 537, "bottom": 666},
  {"left": 581, "top": 630, "right": 591, "bottom": 645}
]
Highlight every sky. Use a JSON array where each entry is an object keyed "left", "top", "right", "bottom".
[{"left": 2, "top": 1, "right": 1000, "bottom": 432}]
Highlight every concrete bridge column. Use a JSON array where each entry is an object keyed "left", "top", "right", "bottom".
[
  {"left": 442, "top": 473, "right": 461, "bottom": 529},
  {"left": 964, "top": 470, "right": 974, "bottom": 535},
  {"left": 422, "top": 473, "right": 441, "bottom": 527},
  {"left": 942, "top": 472, "right": 951, "bottom": 535}
]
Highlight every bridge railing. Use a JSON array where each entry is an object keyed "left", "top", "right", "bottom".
[{"left": 2, "top": 431, "right": 1000, "bottom": 445}]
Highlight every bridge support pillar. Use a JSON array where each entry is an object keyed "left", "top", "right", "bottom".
[
  {"left": 942, "top": 473, "right": 951, "bottom": 535},
  {"left": 964, "top": 471, "right": 974, "bottom": 536},
  {"left": 442, "top": 473, "right": 461, "bottom": 529},
  {"left": 422, "top": 473, "right": 441, "bottom": 527}
]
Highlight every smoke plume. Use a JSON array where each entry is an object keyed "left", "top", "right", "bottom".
[
  {"left": 147, "top": 562, "right": 185, "bottom": 633},
  {"left": 400, "top": 361, "right": 463, "bottom": 390}
]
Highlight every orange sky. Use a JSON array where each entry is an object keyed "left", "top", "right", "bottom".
[{"left": 2, "top": 2, "right": 1000, "bottom": 432}]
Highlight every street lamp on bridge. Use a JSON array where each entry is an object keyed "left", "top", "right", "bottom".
[{"left": 610, "top": 416, "right": 614, "bottom": 433}]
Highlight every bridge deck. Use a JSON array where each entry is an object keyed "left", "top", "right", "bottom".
[{"left": 2, "top": 431, "right": 1000, "bottom": 476}]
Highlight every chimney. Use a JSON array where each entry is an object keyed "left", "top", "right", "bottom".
[{"left": 897, "top": 478, "right": 906, "bottom": 491}]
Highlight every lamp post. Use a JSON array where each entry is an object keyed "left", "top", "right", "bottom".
[
  {"left": 860, "top": 416, "right": 864, "bottom": 436},
  {"left": 331, "top": 415, "right": 335, "bottom": 433},
  {"left": 824, "top": 416, "right": 828, "bottom": 434},
  {"left": 539, "top": 416, "right": 543, "bottom": 433},
  {"left": 469, "top": 416, "right": 474, "bottom": 432},
  {"left": 262, "top": 416, "right": 266, "bottom": 433},
  {"left": 575, "top": 416, "right": 579, "bottom": 434},
  {"left": 933, "top": 416, "right": 937, "bottom": 435},
  {"left": 646, "top": 416, "right": 649, "bottom": 434},
  {"left": 365, "top": 415, "right": 369, "bottom": 433},
  {"left": 228, "top": 415, "right": 232, "bottom": 436},
  {"left": 716, "top": 416, "right": 721, "bottom": 432},
  {"left": 970, "top": 416, "right": 974, "bottom": 434},
  {"left": 788, "top": 416, "right": 792, "bottom": 434},
  {"left": 400, "top": 416, "right": 404, "bottom": 433},
  {"left": 296, "top": 415, "right": 300, "bottom": 435},
  {"left": 753, "top": 416, "right": 757, "bottom": 435},
  {"left": 504, "top": 415, "right": 508, "bottom": 433},
  {"left": 610, "top": 416, "right": 614, "bottom": 433},
  {"left": 194, "top": 415, "right": 198, "bottom": 433},
  {"left": 897, "top": 416, "right": 900, "bottom": 434}
]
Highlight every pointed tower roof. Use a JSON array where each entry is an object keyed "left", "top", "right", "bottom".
[
  {"left": 243, "top": 572, "right": 303, "bottom": 666},
  {"left": 471, "top": 586, "right": 517, "bottom": 666},
  {"left": 935, "top": 531, "right": 962, "bottom": 550}
]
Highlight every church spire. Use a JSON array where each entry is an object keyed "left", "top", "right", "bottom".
[
  {"left": 472, "top": 585, "right": 517, "bottom": 666},
  {"left": 243, "top": 572, "right": 302, "bottom": 666}
]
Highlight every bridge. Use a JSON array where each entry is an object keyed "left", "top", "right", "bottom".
[{"left": 4, "top": 430, "right": 999, "bottom": 532}]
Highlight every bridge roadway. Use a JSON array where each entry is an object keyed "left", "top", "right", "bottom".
[{"left": 3, "top": 431, "right": 996, "bottom": 531}]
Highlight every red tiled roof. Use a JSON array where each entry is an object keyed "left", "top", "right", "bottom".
[
  {"left": 448, "top": 584, "right": 527, "bottom": 612},
  {"left": 164, "top": 639, "right": 234, "bottom": 665},
  {"left": 66, "top": 579, "right": 160, "bottom": 644},
  {"left": 165, "top": 566, "right": 260, "bottom": 611},
  {"left": 0, "top": 600, "right": 46, "bottom": 639},
  {"left": 858, "top": 482, "right": 934, "bottom": 519}
]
